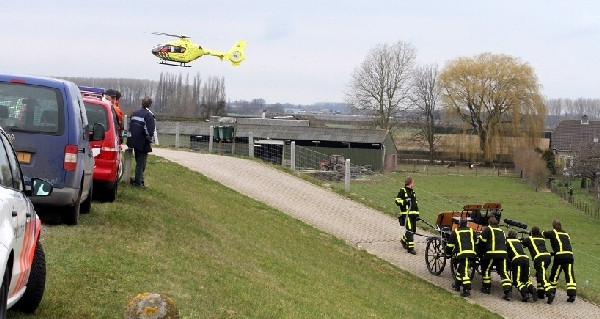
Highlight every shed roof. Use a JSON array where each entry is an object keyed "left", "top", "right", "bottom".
[{"left": 157, "top": 120, "right": 390, "bottom": 144}]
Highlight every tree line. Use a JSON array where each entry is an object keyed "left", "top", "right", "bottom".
[
  {"left": 65, "top": 72, "right": 227, "bottom": 119},
  {"left": 546, "top": 98, "right": 600, "bottom": 118}
]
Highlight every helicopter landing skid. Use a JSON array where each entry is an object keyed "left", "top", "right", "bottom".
[{"left": 159, "top": 61, "right": 191, "bottom": 67}]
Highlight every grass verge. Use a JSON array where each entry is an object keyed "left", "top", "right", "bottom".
[{"left": 11, "top": 156, "right": 500, "bottom": 318}]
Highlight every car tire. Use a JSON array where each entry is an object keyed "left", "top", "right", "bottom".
[
  {"left": 15, "top": 241, "right": 46, "bottom": 314},
  {"left": 117, "top": 160, "right": 123, "bottom": 182},
  {"left": 80, "top": 181, "right": 92, "bottom": 215},
  {"left": 105, "top": 180, "right": 118, "bottom": 203},
  {"left": 63, "top": 192, "right": 81, "bottom": 225},
  {"left": 0, "top": 264, "right": 9, "bottom": 318}
]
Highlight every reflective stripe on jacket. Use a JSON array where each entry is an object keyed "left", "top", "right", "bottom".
[
  {"left": 506, "top": 238, "right": 528, "bottom": 263},
  {"left": 543, "top": 229, "right": 574, "bottom": 258},
  {"left": 479, "top": 225, "right": 507, "bottom": 256},
  {"left": 446, "top": 227, "right": 477, "bottom": 258},
  {"left": 395, "top": 187, "right": 419, "bottom": 215},
  {"left": 522, "top": 236, "right": 550, "bottom": 260}
]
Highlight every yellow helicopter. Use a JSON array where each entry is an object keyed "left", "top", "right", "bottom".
[{"left": 151, "top": 32, "right": 247, "bottom": 67}]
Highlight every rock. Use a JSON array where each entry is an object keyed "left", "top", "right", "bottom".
[{"left": 124, "top": 293, "right": 179, "bottom": 319}]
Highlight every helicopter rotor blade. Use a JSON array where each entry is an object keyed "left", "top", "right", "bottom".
[{"left": 151, "top": 32, "right": 189, "bottom": 39}]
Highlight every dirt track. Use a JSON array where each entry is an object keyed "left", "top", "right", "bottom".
[{"left": 152, "top": 148, "right": 600, "bottom": 319}]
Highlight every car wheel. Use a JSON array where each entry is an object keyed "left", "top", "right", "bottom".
[
  {"left": 117, "top": 160, "right": 123, "bottom": 182},
  {"left": 0, "top": 264, "right": 9, "bottom": 318},
  {"left": 105, "top": 180, "right": 118, "bottom": 202},
  {"left": 15, "top": 241, "right": 46, "bottom": 314},
  {"left": 63, "top": 193, "right": 81, "bottom": 225},
  {"left": 80, "top": 182, "right": 92, "bottom": 214}
]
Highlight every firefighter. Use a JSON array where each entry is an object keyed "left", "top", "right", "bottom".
[
  {"left": 395, "top": 176, "right": 419, "bottom": 255},
  {"left": 522, "top": 226, "right": 552, "bottom": 300},
  {"left": 506, "top": 230, "right": 537, "bottom": 302},
  {"left": 478, "top": 216, "right": 512, "bottom": 300},
  {"left": 543, "top": 219, "right": 576, "bottom": 304},
  {"left": 445, "top": 218, "right": 476, "bottom": 297}
]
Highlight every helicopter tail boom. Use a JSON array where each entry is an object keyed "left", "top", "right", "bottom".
[{"left": 206, "top": 40, "right": 247, "bottom": 66}]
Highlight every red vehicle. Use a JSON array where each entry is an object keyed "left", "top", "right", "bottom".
[{"left": 80, "top": 88, "right": 122, "bottom": 202}]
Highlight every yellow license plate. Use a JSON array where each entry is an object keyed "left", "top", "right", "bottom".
[{"left": 16, "top": 152, "right": 31, "bottom": 164}]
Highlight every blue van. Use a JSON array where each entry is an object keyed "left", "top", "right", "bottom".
[{"left": 0, "top": 74, "right": 105, "bottom": 225}]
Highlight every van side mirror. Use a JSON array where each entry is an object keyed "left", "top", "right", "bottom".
[
  {"left": 88, "top": 123, "right": 106, "bottom": 141},
  {"left": 28, "top": 178, "right": 53, "bottom": 197}
]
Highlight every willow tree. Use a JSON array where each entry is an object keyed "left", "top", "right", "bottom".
[
  {"left": 345, "top": 41, "right": 416, "bottom": 130},
  {"left": 439, "top": 52, "right": 546, "bottom": 161}
]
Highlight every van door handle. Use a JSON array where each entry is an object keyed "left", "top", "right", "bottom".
[{"left": 12, "top": 211, "right": 17, "bottom": 217}]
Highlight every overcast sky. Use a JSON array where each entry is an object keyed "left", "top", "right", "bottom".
[{"left": 2, "top": 1, "right": 599, "bottom": 105}]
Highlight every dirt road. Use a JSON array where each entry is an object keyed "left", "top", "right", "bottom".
[{"left": 152, "top": 148, "right": 600, "bottom": 319}]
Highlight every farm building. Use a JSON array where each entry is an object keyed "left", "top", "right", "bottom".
[
  {"left": 551, "top": 115, "right": 600, "bottom": 168},
  {"left": 155, "top": 117, "right": 397, "bottom": 172}
]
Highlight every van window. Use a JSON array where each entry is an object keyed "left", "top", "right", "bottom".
[{"left": 0, "top": 83, "right": 64, "bottom": 135}]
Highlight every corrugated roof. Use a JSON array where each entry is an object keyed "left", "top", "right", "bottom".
[
  {"left": 551, "top": 119, "right": 600, "bottom": 151},
  {"left": 157, "top": 120, "right": 389, "bottom": 144}
]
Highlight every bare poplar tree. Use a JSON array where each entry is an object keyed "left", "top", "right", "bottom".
[
  {"left": 345, "top": 41, "right": 416, "bottom": 130},
  {"left": 200, "top": 76, "right": 226, "bottom": 118},
  {"left": 411, "top": 64, "right": 441, "bottom": 163}
]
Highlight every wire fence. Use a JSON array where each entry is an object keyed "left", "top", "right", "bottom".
[{"left": 159, "top": 132, "right": 376, "bottom": 180}]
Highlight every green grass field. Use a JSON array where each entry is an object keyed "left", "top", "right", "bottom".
[
  {"left": 323, "top": 164, "right": 600, "bottom": 303},
  {"left": 12, "top": 157, "right": 500, "bottom": 318}
]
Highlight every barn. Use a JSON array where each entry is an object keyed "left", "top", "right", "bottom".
[{"left": 155, "top": 117, "right": 397, "bottom": 172}]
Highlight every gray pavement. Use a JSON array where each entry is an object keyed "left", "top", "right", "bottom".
[{"left": 152, "top": 148, "right": 600, "bottom": 319}]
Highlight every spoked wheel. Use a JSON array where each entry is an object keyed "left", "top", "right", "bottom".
[
  {"left": 450, "top": 256, "right": 477, "bottom": 279},
  {"left": 425, "top": 236, "right": 446, "bottom": 275}
]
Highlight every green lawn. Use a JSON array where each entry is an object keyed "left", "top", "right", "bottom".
[{"left": 11, "top": 156, "right": 499, "bottom": 318}]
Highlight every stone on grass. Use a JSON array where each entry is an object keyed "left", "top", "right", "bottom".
[{"left": 124, "top": 292, "right": 179, "bottom": 319}]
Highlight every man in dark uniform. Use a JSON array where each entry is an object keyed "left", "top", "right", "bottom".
[
  {"left": 395, "top": 176, "right": 419, "bottom": 255},
  {"left": 543, "top": 219, "right": 576, "bottom": 303},
  {"left": 446, "top": 218, "right": 476, "bottom": 297},
  {"left": 126, "top": 96, "right": 155, "bottom": 188},
  {"left": 478, "top": 216, "right": 512, "bottom": 300},
  {"left": 522, "top": 226, "right": 552, "bottom": 300},
  {"left": 506, "top": 230, "right": 537, "bottom": 302}
]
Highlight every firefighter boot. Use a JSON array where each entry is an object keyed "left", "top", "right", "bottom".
[
  {"left": 503, "top": 289, "right": 512, "bottom": 301},
  {"left": 546, "top": 291, "right": 555, "bottom": 304},
  {"left": 461, "top": 289, "right": 471, "bottom": 297},
  {"left": 520, "top": 288, "right": 529, "bottom": 302},
  {"left": 452, "top": 281, "right": 461, "bottom": 292},
  {"left": 537, "top": 290, "right": 546, "bottom": 300},
  {"left": 528, "top": 286, "right": 537, "bottom": 302}
]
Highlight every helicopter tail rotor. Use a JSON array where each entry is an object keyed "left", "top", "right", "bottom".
[{"left": 224, "top": 40, "right": 247, "bottom": 66}]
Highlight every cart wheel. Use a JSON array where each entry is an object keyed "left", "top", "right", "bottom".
[
  {"left": 425, "top": 236, "right": 446, "bottom": 276},
  {"left": 450, "top": 257, "right": 477, "bottom": 279}
]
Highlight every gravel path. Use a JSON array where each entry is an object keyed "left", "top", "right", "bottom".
[{"left": 152, "top": 148, "right": 600, "bottom": 319}]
